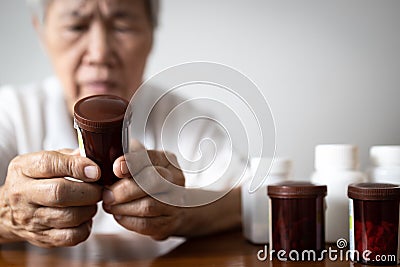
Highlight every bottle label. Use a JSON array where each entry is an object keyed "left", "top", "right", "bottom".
[
  {"left": 75, "top": 126, "right": 86, "bottom": 157},
  {"left": 268, "top": 198, "right": 273, "bottom": 252},
  {"left": 398, "top": 205, "right": 400, "bottom": 264},
  {"left": 349, "top": 199, "right": 355, "bottom": 261}
]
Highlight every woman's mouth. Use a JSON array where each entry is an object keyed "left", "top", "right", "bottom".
[{"left": 82, "top": 81, "right": 117, "bottom": 95}]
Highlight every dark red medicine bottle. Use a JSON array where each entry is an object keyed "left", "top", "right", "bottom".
[
  {"left": 268, "top": 181, "right": 327, "bottom": 259},
  {"left": 74, "top": 95, "right": 128, "bottom": 186},
  {"left": 348, "top": 183, "right": 400, "bottom": 265}
]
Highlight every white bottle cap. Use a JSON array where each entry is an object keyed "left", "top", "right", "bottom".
[
  {"left": 250, "top": 157, "right": 291, "bottom": 175},
  {"left": 315, "top": 144, "right": 358, "bottom": 171},
  {"left": 270, "top": 157, "right": 292, "bottom": 175},
  {"left": 370, "top": 146, "right": 400, "bottom": 167}
]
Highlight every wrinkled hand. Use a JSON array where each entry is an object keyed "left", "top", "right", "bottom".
[
  {"left": 103, "top": 142, "right": 186, "bottom": 240},
  {"left": 0, "top": 149, "right": 102, "bottom": 247}
]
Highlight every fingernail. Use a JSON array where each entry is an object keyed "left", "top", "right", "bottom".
[
  {"left": 103, "top": 189, "right": 115, "bottom": 205},
  {"left": 115, "top": 215, "right": 122, "bottom": 220},
  {"left": 84, "top": 166, "right": 99, "bottom": 179},
  {"left": 120, "top": 161, "right": 129, "bottom": 175}
]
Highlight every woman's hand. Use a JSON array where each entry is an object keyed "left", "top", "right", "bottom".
[
  {"left": 105, "top": 141, "right": 242, "bottom": 240},
  {"left": 103, "top": 143, "right": 186, "bottom": 240},
  {"left": 0, "top": 150, "right": 102, "bottom": 247}
]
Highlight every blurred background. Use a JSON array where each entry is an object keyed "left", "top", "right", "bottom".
[{"left": 1, "top": 0, "right": 399, "bottom": 179}]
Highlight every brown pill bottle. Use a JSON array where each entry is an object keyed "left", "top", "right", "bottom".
[
  {"left": 74, "top": 95, "right": 129, "bottom": 186},
  {"left": 268, "top": 181, "right": 327, "bottom": 259},
  {"left": 348, "top": 183, "right": 400, "bottom": 265}
]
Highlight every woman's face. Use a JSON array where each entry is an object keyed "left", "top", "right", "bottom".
[{"left": 39, "top": 0, "right": 153, "bottom": 113}]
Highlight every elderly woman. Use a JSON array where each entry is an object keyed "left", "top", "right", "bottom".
[{"left": 0, "top": 0, "right": 243, "bottom": 247}]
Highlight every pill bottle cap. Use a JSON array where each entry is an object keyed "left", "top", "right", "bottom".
[
  {"left": 251, "top": 157, "right": 291, "bottom": 175},
  {"left": 74, "top": 95, "right": 128, "bottom": 133},
  {"left": 268, "top": 181, "right": 327, "bottom": 199},
  {"left": 348, "top": 182, "right": 400, "bottom": 200},
  {"left": 370, "top": 146, "right": 400, "bottom": 167},
  {"left": 315, "top": 144, "right": 358, "bottom": 171}
]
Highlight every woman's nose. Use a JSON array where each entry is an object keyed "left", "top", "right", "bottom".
[{"left": 84, "top": 22, "right": 113, "bottom": 66}]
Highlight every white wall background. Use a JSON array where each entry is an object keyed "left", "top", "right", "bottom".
[{"left": 1, "top": 0, "right": 399, "bottom": 179}]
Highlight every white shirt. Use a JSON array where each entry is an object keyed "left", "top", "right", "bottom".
[{"left": 0, "top": 77, "right": 246, "bottom": 234}]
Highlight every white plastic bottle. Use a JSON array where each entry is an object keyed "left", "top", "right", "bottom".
[
  {"left": 241, "top": 157, "right": 291, "bottom": 244},
  {"left": 369, "top": 146, "right": 400, "bottom": 184},
  {"left": 311, "top": 144, "right": 366, "bottom": 243}
]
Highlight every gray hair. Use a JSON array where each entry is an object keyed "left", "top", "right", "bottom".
[{"left": 26, "top": 0, "right": 160, "bottom": 27}]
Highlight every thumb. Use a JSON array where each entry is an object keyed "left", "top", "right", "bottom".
[
  {"left": 18, "top": 151, "right": 101, "bottom": 182},
  {"left": 57, "top": 148, "right": 80, "bottom": 156}
]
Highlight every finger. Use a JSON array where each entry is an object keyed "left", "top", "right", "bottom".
[
  {"left": 121, "top": 150, "right": 179, "bottom": 177},
  {"left": 64, "top": 148, "right": 81, "bottom": 156},
  {"left": 147, "top": 150, "right": 177, "bottom": 168},
  {"left": 15, "top": 151, "right": 100, "bottom": 182},
  {"left": 129, "top": 139, "right": 146, "bottom": 152},
  {"left": 56, "top": 148, "right": 80, "bottom": 156},
  {"left": 103, "top": 178, "right": 143, "bottom": 205},
  {"left": 31, "top": 178, "right": 102, "bottom": 207},
  {"left": 34, "top": 205, "right": 97, "bottom": 229},
  {"left": 40, "top": 221, "right": 93, "bottom": 247},
  {"left": 121, "top": 150, "right": 153, "bottom": 176},
  {"left": 113, "top": 156, "right": 131, "bottom": 179},
  {"left": 57, "top": 148, "right": 75, "bottom": 155},
  {"left": 105, "top": 166, "right": 173, "bottom": 205},
  {"left": 165, "top": 166, "right": 185, "bottom": 187},
  {"left": 134, "top": 165, "right": 184, "bottom": 194},
  {"left": 103, "top": 196, "right": 174, "bottom": 217},
  {"left": 114, "top": 215, "right": 176, "bottom": 240},
  {"left": 113, "top": 140, "right": 147, "bottom": 178}
]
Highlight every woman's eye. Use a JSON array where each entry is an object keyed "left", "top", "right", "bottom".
[
  {"left": 113, "top": 25, "right": 132, "bottom": 33},
  {"left": 68, "top": 24, "right": 89, "bottom": 32}
]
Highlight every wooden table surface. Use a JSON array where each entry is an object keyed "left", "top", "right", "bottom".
[{"left": 0, "top": 230, "right": 396, "bottom": 267}]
